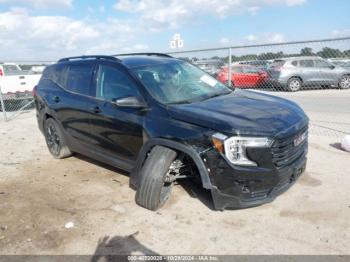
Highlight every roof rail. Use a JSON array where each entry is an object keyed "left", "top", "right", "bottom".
[
  {"left": 58, "top": 55, "right": 121, "bottom": 63},
  {"left": 113, "top": 52, "right": 173, "bottom": 58}
]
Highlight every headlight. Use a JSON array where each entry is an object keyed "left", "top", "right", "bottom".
[{"left": 212, "top": 133, "right": 272, "bottom": 167}]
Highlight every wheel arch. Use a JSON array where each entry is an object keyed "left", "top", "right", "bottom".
[
  {"left": 288, "top": 75, "right": 303, "bottom": 83},
  {"left": 130, "top": 138, "right": 213, "bottom": 191}
]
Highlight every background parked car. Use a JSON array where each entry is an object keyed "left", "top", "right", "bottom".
[
  {"left": 0, "top": 62, "right": 42, "bottom": 110},
  {"left": 267, "top": 56, "right": 350, "bottom": 91},
  {"left": 217, "top": 65, "right": 268, "bottom": 88}
]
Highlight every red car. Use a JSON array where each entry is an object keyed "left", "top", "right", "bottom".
[{"left": 217, "top": 65, "right": 268, "bottom": 88}]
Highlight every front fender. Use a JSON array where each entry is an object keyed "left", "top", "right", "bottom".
[{"left": 129, "top": 138, "right": 213, "bottom": 190}]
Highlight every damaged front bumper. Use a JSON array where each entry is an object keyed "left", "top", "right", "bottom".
[{"left": 201, "top": 146, "right": 307, "bottom": 211}]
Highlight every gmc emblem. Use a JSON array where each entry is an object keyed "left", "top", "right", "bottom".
[{"left": 294, "top": 132, "right": 307, "bottom": 147}]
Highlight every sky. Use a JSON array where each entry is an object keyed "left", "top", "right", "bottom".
[{"left": 0, "top": 0, "right": 350, "bottom": 61}]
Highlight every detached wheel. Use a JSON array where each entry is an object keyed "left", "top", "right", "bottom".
[
  {"left": 135, "top": 146, "right": 177, "bottom": 211},
  {"left": 44, "top": 118, "right": 72, "bottom": 159},
  {"left": 339, "top": 75, "right": 350, "bottom": 89},
  {"left": 286, "top": 77, "right": 302, "bottom": 92}
]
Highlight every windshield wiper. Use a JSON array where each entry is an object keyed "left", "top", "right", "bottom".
[
  {"left": 200, "top": 91, "right": 232, "bottom": 102},
  {"left": 167, "top": 100, "right": 193, "bottom": 105}
]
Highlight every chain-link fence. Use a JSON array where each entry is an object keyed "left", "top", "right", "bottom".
[
  {"left": 169, "top": 37, "right": 350, "bottom": 91},
  {"left": 169, "top": 37, "right": 350, "bottom": 138},
  {"left": 1, "top": 38, "right": 350, "bottom": 139}
]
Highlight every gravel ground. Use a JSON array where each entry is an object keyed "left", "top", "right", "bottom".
[{"left": 0, "top": 92, "right": 350, "bottom": 255}]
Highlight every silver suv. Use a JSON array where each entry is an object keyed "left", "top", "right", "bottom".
[{"left": 267, "top": 56, "right": 350, "bottom": 91}]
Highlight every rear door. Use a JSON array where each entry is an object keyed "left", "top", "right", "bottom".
[
  {"left": 298, "top": 59, "right": 318, "bottom": 85},
  {"left": 51, "top": 61, "right": 97, "bottom": 148},
  {"left": 87, "top": 61, "right": 145, "bottom": 168}
]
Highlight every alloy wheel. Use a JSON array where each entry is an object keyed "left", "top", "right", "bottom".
[
  {"left": 46, "top": 123, "right": 61, "bottom": 155},
  {"left": 340, "top": 76, "right": 350, "bottom": 89}
]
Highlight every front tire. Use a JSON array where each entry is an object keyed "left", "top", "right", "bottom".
[
  {"left": 286, "top": 77, "right": 302, "bottom": 92},
  {"left": 135, "top": 146, "right": 177, "bottom": 211},
  {"left": 44, "top": 118, "right": 72, "bottom": 159},
  {"left": 339, "top": 75, "right": 350, "bottom": 89}
]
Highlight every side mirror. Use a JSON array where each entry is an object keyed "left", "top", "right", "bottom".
[{"left": 113, "top": 96, "right": 147, "bottom": 108}]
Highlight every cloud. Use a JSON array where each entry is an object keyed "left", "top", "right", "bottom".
[
  {"left": 245, "top": 33, "right": 285, "bottom": 43},
  {"left": 0, "top": 9, "right": 146, "bottom": 60},
  {"left": 285, "top": 0, "right": 307, "bottom": 6},
  {"left": 219, "top": 37, "right": 230, "bottom": 45},
  {"left": 114, "top": 0, "right": 307, "bottom": 30},
  {"left": 331, "top": 29, "right": 350, "bottom": 37},
  {"left": 0, "top": 0, "right": 73, "bottom": 9}
]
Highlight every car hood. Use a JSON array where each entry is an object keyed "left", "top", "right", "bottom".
[{"left": 167, "top": 89, "right": 308, "bottom": 137}]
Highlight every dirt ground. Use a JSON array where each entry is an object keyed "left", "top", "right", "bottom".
[{"left": 0, "top": 110, "right": 349, "bottom": 255}]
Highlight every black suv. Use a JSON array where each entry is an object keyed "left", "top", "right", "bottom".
[{"left": 34, "top": 54, "right": 308, "bottom": 211}]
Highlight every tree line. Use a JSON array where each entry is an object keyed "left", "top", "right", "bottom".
[{"left": 178, "top": 47, "right": 350, "bottom": 62}]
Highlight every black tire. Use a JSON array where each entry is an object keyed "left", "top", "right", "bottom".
[
  {"left": 44, "top": 118, "right": 72, "bottom": 159},
  {"left": 135, "top": 146, "right": 177, "bottom": 211},
  {"left": 339, "top": 75, "right": 350, "bottom": 89},
  {"left": 286, "top": 77, "right": 302, "bottom": 92}
]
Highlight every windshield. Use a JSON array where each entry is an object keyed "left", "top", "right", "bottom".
[{"left": 132, "top": 60, "right": 231, "bottom": 104}]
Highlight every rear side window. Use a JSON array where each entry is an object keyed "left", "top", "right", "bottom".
[
  {"left": 299, "top": 60, "right": 314, "bottom": 68},
  {"left": 96, "top": 64, "right": 140, "bottom": 101},
  {"left": 3, "top": 65, "right": 22, "bottom": 75},
  {"left": 40, "top": 64, "right": 66, "bottom": 87},
  {"left": 65, "top": 64, "right": 94, "bottom": 96}
]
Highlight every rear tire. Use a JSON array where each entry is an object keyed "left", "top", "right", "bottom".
[
  {"left": 286, "top": 77, "right": 302, "bottom": 92},
  {"left": 135, "top": 146, "right": 177, "bottom": 211},
  {"left": 44, "top": 118, "right": 72, "bottom": 159},
  {"left": 339, "top": 75, "right": 350, "bottom": 89}
]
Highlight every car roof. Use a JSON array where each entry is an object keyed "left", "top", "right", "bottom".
[
  {"left": 56, "top": 54, "right": 178, "bottom": 69},
  {"left": 275, "top": 56, "right": 323, "bottom": 61}
]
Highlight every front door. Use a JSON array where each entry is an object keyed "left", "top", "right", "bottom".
[{"left": 88, "top": 61, "right": 145, "bottom": 168}]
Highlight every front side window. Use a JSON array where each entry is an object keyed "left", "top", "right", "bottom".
[
  {"left": 65, "top": 63, "right": 94, "bottom": 95},
  {"left": 132, "top": 60, "right": 231, "bottom": 104},
  {"left": 314, "top": 60, "right": 333, "bottom": 68},
  {"left": 96, "top": 65, "right": 140, "bottom": 101},
  {"left": 242, "top": 67, "right": 260, "bottom": 74}
]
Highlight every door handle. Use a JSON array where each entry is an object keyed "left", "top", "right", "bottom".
[
  {"left": 53, "top": 96, "right": 60, "bottom": 103},
  {"left": 90, "top": 106, "right": 101, "bottom": 113}
]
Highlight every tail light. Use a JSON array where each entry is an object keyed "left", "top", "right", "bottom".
[{"left": 0, "top": 69, "right": 3, "bottom": 76}]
